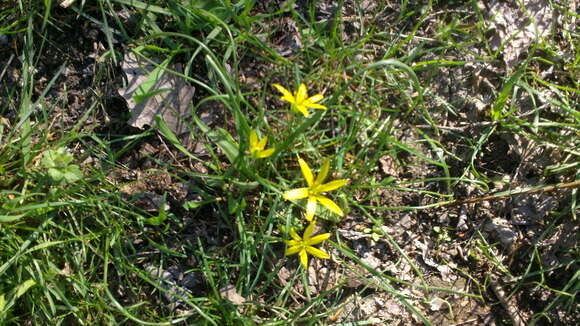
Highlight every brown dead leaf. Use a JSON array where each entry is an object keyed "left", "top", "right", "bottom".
[
  {"left": 484, "top": 218, "right": 519, "bottom": 252},
  {"left": 484, "top": 0, "right": 554, "bottom": 70},
  {"left": 219, "top": 284, "right": 246, "bottom": 305},
  {"left": 118, "top": 52, "right": 195, "bottom": 136},
  {"left": 60, "top": 0, "right": 76, "bottom": 8},
  {"left": 379, "top": 155, "right": 399, "bottom": 176},
  {"left": 511, "top": 192, "right": 557, "bottom": 225}
]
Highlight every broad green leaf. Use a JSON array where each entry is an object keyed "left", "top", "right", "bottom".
[
  {"left": 193, "top": 114, "right": 239, "bottom": 164},
  {"left": 15, "top": 280, "right": 36, "bottom": 298},
  {"left": 0, "top": 214, "right": 25, "bottom": 223}
]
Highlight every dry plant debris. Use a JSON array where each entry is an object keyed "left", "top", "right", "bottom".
[
  {"left": 484, "top": 0, "right": 555, "bottom": 70},
  {"left": 118, "top": 52, "right": 195, "bottom": 136}
]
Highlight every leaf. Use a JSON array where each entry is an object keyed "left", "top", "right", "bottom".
[
  {"left": 219, "top": 284, "right": 246, "bottom": 305},
  {"left": 193, "top": 114, "right": 239, "bottom": 164},
  {"left": 145, "top": 202, "right": 168, "bottom": 226},
  {"left": 490, "top": 69, "right": 524, "bottom": 120},
  {"left": 63, "top": 165, "right": 83, "bottom": 184},
  {"left": 15, "top": 280, "right": 36, "bottom": 298},
  {"left": 118, "top": 52, "right": 195, "bottom": 136},
  {"left": 183, "top": 199, "right": 217, "bottom": 210},
  {"left": 485, "top": 0, "right": 554, "bottom": 70},
  {"left": 48, "top": 168, "right": 64, "bottom": 182},
  {"left": 155, "top": 115, "right": 218, "bottom": 172},
  {"left": 0, "top": 213, "right": 25, "bottom": 223}
]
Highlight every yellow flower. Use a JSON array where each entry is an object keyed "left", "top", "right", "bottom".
[
  {"left": 285, "top": 220, "right": 331, "bottom": 269},
  {"left": 283, "top": 157, "right": 347, "bottom": 221},
  {"left": 272, "top": 83, "right": 327, "bottom": 117},
  {"left": 249, "top": 130, "right": 275, "bottom": 158}
]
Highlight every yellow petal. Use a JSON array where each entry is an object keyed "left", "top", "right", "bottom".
[
  {"left": 289, "top": 228, "right": 301, "bottom": 242},
  {"left": 306, "top": 197, "right": 317, "bottom": 221},
  {"left": 294, "top": 104, "right": 310, "bottom": 117},
  {"left": 316, "top": 196, "right": 344, "bottom": 216},
  {"left": 317, "top": 179, "right": 348, "bottom": 192},
  {"left": 256, "top": 148, "right": 275, "bottom": 158},
  {"left": 305, "top": 246, "right": 330, "bottom": 259},
  {"left": 299, "top": 249, "right": 308, "bottom": 268},
  {"left": 307, "top": 94, "right": 324, "bottom": 103},
  {"left": 303, "top": 220, "right": 316, "bottom": 242},
  {"left": 249, "top": 130, "right": 258, "bottom": 148},
  {"left": 272, "top": 83, "right": 293, "bottom": 100},
  {"left": 298, "top": 158, "right": 314, "bottom": 187},
  {"left": 284, "top": 188, "right": 309, "bottom": 200},
  {"left": 315, "top": 160, "right": 330, "bottom": 186},
  {"left": 286, "top": 239, "right": 299, "bottom": 247},
  {"left": 257, "top": 135, "right": 267, "bottom": 151},
  {"left": 296, "top": 83, "right": 308, "bottom": 103},
  {"left": 308, "top": 233, "right": 331, "bottom": 245},
  {"left": 305, "top": 102, "right": 327, "bottom": 110},
  {"left": 285, "top": 245, "right": 302, "bottom": 256}
]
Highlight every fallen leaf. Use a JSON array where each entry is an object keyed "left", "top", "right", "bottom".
[
  {"left": 484, "top": 0, "right": 554, "bottom": 70},
  {"left": 145, "top": 265, "right": 193, "bottom": 310},
  {"left": 511, "top": 192, "right": 557, "bottom": 225},
  {"left": 60, "top": 0, "right": 76, "bottom": 8},
  {"left": 118, "top": 52, "right": 195, "bottom": 136},
  {"left": 484, "top": 218, "right": 518, "bottom": 252},
  {"left": 219, "top": 284, "right": 246, "bottom": 305},
  {"left": 379, "top": 155, "right": 399, "bottom": 176},
  {"left": 429, "top": 297, "right": 447, "bottom": 312}
]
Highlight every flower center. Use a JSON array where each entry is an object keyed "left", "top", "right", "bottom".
[{"left": 310, "top": 184, "right": 322, "bottom": 195}]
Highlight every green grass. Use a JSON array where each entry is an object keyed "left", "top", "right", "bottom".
[{"left": 0, "top": 0, "right": 578, "bottom": 324}]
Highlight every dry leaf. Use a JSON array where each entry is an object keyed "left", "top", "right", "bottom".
[
  {"left": 511, "top": 192, "right": 557, "bottom": 225},
  {"left": 60, "top": 0, "right": 76, "bottom": 8},
  {"left": 145, "top": 265, "right": 193, "bottom": 310},
  {"left": 118, "top": 52, "right": 195, "bottom": 136},
  {"left": 219, "top": 284, "right": 246, "bottom": 305},
  {"left": 379, "top": 155, "right": 399, "bottom": 176},
  {"left": 484, "top": 0, "right": 554, "bottom": 70},
  {"left": 484, "top": 218, "right": 518, "bottom": 252}
]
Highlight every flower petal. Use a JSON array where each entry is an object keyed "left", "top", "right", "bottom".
[
  {"left": 294, "top": 104, "right": 310, "bottom": 117},
  {"left": 257, "top": 135, "right": 267, "bottom": 151},
  {"left": 305, "top": 102, "right": 327, "bottom": 110},
  {"left": 249, "top": 130, "right": 258, "bottom": 148},
  {"left": 289, "top": 228, "right": 301, "bottom": 242},
  {"left": 283, "top": 188, "right": 309, "bottom": 200},
  {"left": 299, "top": 249, "right": 308, "bottom": 268},
  {"left": 296, "top": 83, "right": 308, "bottom": 103},
  {"left": 272, "top": 83, "right": 293, "bottom": 101},
  {"left": 307, "top": 94, "right": 324, "bottom": 103},
  {"left": 286, "top": 239, "right": 298, "bottom": 247},
  {"left": 298, "top": 158, "right": 314, "bottom": 187},
  {"left": 317, "top": 179, "right": 348, "bottom": 192},
  {"left": 285, "top": 245, "right": 301, "bottom": 256},
  {"left": 306, "top": 197, "right": 317, "bottom": 221},
  {"left": 303, "top": 220, "right": 316, "bottom": 242},
  {"left": 316, "top": 195, "right": 344, "bottom": 216},
  {"left": 315, "top": 160, "right": 330, "bottom": 186},
  {"left": 308, "top": 232, "right": 331, "bottom": 245},
  {"left": 305, "top": 246, "right": 330, "bottom": 259},
  {"left": 256, "top": 148, "right": 275, "bottom": 158}
]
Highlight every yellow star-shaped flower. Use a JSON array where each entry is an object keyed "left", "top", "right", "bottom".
[
  {"left": 272, "top": 83, "right": 327, "bottom": 117},
  {"left": 283, "top": 157, "right": 347, "bottom": 221},
  {"left": 249, "top": 130, "right": 275, "bottom": 159},
  {"left": 285, "top": 220, "right": 331, "bottom": 269}
]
